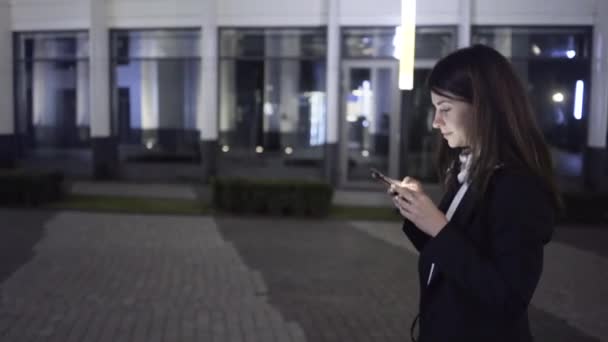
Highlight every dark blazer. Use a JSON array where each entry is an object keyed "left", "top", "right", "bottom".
[{"left": 402, "top": 167, "right": 556, "bottom": 342}]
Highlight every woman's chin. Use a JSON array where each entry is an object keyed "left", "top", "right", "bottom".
[{"left": 446, "top": 140, "right": 465, "bottom": 149}]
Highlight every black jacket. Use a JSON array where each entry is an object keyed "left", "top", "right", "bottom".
[{"left": 402, "top": 168, "right": 556, "bottom": 342}]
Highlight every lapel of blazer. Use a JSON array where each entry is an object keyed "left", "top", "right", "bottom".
[
  {"left": 450, "top": 183, "right": 478, "bottom": 227},
  {"left": 438, "top": 181, "right": 459, "bottom": 213},
  {"left": 438, "top": 180, "right": 479, "bottom": 228}
]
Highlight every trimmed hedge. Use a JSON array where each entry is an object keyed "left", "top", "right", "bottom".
[
  {"left": 0, "top": 170, "right": 66, "bottom": 207},
  {"left": 561, "top": 193, "right": 608, "bottom": 224},
  {"left": 212, "top": 178, "right": 334, "bottom": 217},
  {"left": 126, "top": 153, "right": 201, "bottom": 163}
]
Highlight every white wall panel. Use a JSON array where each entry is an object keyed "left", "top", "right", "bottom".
[
  {"left": 10, "top": 0, "right": 89, "bottom": 30},
  {"left": 339, "top": 0, "right": 460, "bottom": 26},
  {"left": 218, "top": 0, "right": 326, "bottom": 26},
  {"left": 473, "top": 0, "right": 595, "bottom": 25},
  {"left": 9, "top": 0, "right": 597, "bottom": 30},
  {"left": 108, "top": 0, "right": 202, "bottom": 28}
]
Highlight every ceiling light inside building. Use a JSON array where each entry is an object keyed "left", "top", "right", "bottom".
[
  {"left": 552, "top": 92, "right": 564, "bottom": 103},
  {"left": 263, "top": 102, "right": 274, "bottom": 116},
  {"left": 566, "top": 50, "right": 576, "bottom": 59}
]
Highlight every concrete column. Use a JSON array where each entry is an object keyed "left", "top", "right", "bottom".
[
  {"left": 0, "top": 0, "right": 17, "bottom": 167},
  {"left": 584, "top": 0, "right": 608, "bottom": 191},
  {"left": 264, "top": 36, "right": 281, "bottom": 135},
  {"left": 219, "top": 33, "right": 237, "bottom": 144},
  {"left": 458, "top": 0, "right": 472, "bottom": 48},
  {"left": 76, "top": 60, "right": 90, "bottom": 140},
  {"left": 325, "top": 0, "right": 340, "bottom": 184},
  {"left": 140, "top": 61, "right": 159, "bottom": 130},
  {"left": 219, "top": 57, "right": 236, "bottom": 138},
  {"left": 199, "top": 0, "right": 219, "bottom": 182},
  {"left": 32, "top": 43, "right": 61, "bottom": 145},
  {"left": 90, "top": 0, "right": 118, "bottom": 179},
  {"left": 279, "top": 36, "right": 301, "bottom": 148}
]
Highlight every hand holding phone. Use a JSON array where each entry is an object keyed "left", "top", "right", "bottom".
[{"left": 370, "top": 168, "right": 398, "bottom": 187}]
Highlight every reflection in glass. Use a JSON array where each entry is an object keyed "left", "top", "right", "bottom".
[
  {"left": 111, "top": 29, "right": 201, "bottom": 156},
  {"left": 219, "top": 60, "right": 326, "bottom": 151},
  {"left": 473, "top": 27, "right": 592, "bottom": 179},
  {"left": 473, "top": 27, "right": 591, "bottom": 59},
  {"left": 15, "top": 32, "right": 90, "bottom": 149},
  {"left": 112, "top": 30, "right": 200, "bottom": 59},
  {"left": 342, "top": 27, "right": 456, "bottom": 59},
  {"left": 345, "top": 67, "right": 394, "bottom": 181},
  {"left": 402, "top": 69, "right": 437, "bottom": 182},
  {"left": 15, "top": 32, "right": 89, "bottom": 60},
  {"left": 220, "top": 28, "right": 326, "bottom": 58},
  {"left": 113, "top": 60, "right": 200, "bottom": 151},
  {"left": 219, "top": 28, "right": 327, "bottom": 176}
]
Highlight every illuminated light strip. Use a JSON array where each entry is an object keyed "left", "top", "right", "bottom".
[
  {"left": 399, "top": 0, "right": 416, "bottom": 90},
  {"left": 574, "top": 80, "right": 584, "bottom": 120}
]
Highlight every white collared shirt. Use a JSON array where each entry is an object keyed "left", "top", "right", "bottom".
[{"left": 446, "top": 152, "right": 472, "bottom": 221}]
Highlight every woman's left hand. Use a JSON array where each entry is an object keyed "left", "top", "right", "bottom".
[{"left": 390, "top": 183, "right": 448, "bottom": 237}]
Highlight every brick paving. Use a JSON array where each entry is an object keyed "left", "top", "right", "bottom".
[{"left": 0, "top": 209, "right": 606, "bottom": 341}]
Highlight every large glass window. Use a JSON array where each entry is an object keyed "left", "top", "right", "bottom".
[
  {"left": 111, "top": 29, "right": 201, "bottom": 157},
  {"left": 473, "top": 27, "right": 592, "bottom": 180},
  {"left": 15, "top": 32, "right": 90, "bottom": 149},
  {"left": 219, "top": 28, "right": 327, "bottom": 177},
  {"left": 340, "top": 27, "right": 456, "bottom": 183},
  {"left": 342, "top": 27, "right": 455, "bottom": 60}
]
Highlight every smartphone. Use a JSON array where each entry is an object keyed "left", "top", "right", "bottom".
[{"left": 370, "top": 168, "right": 396, "bottom": 186}]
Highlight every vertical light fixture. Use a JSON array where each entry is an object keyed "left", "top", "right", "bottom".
[
  {"left": 573, "top": 80, "right": 584, "bottom": 120},
  {"left": 399, "top": 0, "right": 416, "bottom": 90}
]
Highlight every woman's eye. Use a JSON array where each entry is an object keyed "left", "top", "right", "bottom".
[{"left": 440, "top": 108, "right": 450, "bottom": 114}]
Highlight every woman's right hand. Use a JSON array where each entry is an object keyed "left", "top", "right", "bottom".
[{"left": 386, "top": 176, "right": 422, "bottom": 196}]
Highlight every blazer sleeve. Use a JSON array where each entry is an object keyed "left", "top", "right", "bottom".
[
  {"left": 420, "top": 173, "right": 555, "bottom": 319},
  {"left": 402, "top": 219, "right": 432, "bottom": 252}
]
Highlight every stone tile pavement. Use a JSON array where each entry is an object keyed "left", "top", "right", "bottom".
[{"left": 1, "top": 209, "right": 606, "bottom": 341}]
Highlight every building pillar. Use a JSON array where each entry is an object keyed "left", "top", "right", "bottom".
[
  {"left": 76, "top": 59, "right": 90, "bottom": 142},
  {"left": 584, "top": 0, "right": 608, "bottom": 191},
  {"left": 458, "top": 0, "right": 472, "bottom": 48},
  {"left": 325, "top": 0, "right": 340, "bottom": 185},
  {"left": 199, "top": 0, "right": 219, "bottom": 182},
  {"left": 0, "top": 0, "right": 17, "bottom": 168},
  {"left": 90, "top": 0, "right": 118, "bottom": 179}
]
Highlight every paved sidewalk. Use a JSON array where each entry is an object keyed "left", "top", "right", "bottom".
[
  {"left": 1, "top": 209, "right": 605, "bottom": 341},
  {"left": 68, "top": 181, "right": 443, "bottom": 208},
  {"left": 0, "top": 210, "right": 305, "bottom": 342}
]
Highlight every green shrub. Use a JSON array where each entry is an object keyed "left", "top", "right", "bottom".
[
  {"left": 212, "top": 178, "right": 333, "bottom": 217},
  {"left": 560, "top": 193, "right": 608, "bottom": 224},
  {"left": 0, "top": 170, "right": 66, "bottom": 207},
  {"left": 126, "top": 153, "right": 200, "bottom": 163}
]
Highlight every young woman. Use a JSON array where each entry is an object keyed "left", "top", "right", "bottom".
[{"left": 389, "top": 44, "right": 562, "bottom": 342}]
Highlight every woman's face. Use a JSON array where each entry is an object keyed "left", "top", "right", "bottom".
[{"left": 431, "top": 90, "right": 473, "bottom": 148}]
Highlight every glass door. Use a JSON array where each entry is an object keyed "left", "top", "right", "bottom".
[{"left": 341, "top": 60, "right": 400, "bottom": 186}]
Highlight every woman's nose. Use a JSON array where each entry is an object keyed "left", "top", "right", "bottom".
[{"left": 432, "top": 113, "right": 443, "bottom": 129}]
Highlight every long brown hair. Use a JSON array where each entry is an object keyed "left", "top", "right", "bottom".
[{"left": 427, "top": 44, "right": 562, "bottom": 209}]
